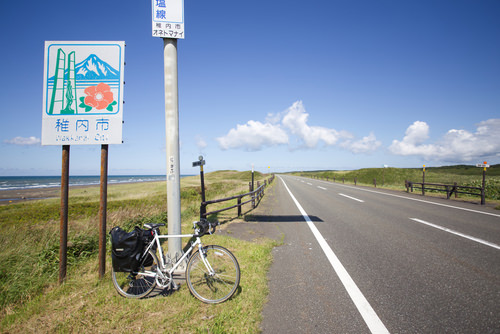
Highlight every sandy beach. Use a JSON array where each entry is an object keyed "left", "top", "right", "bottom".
[{"left": 0, "top": 187, "right": 62, "bottom": 205}]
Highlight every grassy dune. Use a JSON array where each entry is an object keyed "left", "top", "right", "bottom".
[{"left": 0, "top": 171, "right": 277, "bottom": 333}]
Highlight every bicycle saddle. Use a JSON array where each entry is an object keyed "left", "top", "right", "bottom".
[{"left": 143, "top": 223, "right": 166, "bottom": 229}]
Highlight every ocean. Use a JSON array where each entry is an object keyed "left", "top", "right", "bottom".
[{"left": 0, "top": 175, "right": 190, "bottom": 191}]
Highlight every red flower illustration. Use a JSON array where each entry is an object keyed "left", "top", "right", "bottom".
[{"left": 83, "top": 83, "right": 114, "bottom": 110}]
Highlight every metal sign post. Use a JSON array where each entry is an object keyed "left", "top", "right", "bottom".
[
  {"left": 152, "top": 0, "right": 185, "bottom": 261},
  {"left": 59, "top": 145, "right": 70, "bottom": 284},
  {"left": 476, "top": 161, "right": 490, "bottom": 205},
  {"left": 164, "top": 38, "right": 182, "bottom": 260},
  {"left": 193, "top": 156, "right": 206, "bottom": 219},
  {"left": 422, "top": 165, "right": 426, "bottom": 196},
  {"left": 98, "top": 144, "right": 109, "bottom": 279}
]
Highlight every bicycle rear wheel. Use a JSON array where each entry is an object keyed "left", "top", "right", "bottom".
[
  {"left": 112, "top": 249, "right": 158, "bottom": 299},
  {"left": 186, "top": 245, "right": 240, "bottom": 304}
]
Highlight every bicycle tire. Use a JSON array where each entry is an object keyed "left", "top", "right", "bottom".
[
  {"left": 112, "top": 249, "right": 158, "bottom": 299},
  {"left": 186, "top": 245, "right": 240, "bottom": 304}
]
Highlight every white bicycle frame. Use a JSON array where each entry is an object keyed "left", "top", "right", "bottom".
[{"left": 140, "top": 230, "right": 215, "bottom": 285}]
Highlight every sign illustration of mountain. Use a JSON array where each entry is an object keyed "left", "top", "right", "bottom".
[
  {"left": 47, "top": 51, "right": 120, "bottom": 115},
  {"left": 42, "top": 41, "right": 125, "bottom": 146}
]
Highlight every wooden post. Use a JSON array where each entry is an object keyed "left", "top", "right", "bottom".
[
  {"left": 422, "top": 165, "right": 426, "bottom": 196},
  {"left": 237, "top": 197, "right": 242, "bottom": 216}
]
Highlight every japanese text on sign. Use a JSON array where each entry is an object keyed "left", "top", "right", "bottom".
[{"left": 152, "top": 0, "right": 184, "bottom": 39}]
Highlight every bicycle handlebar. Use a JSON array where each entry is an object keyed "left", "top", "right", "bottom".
[{"left": 194, "top": 219, "right": 218, "bottom": 237}]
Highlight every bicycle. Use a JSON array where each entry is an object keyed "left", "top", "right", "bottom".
[{"left": 111, "top": 219, "right": 240, "bottom": 304}]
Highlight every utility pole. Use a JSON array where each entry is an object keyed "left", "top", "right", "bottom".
[{"left": 164, "top": 38, "right": 182, "bottom": 260}]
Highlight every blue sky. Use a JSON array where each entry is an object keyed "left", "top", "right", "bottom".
[{"left": 1, "top": 0, "right": 499, "bottom": 176}]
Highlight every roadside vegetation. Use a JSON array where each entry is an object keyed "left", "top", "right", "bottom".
[
  {"left": 292, "top": 164, "right": 500, "bottom": 208},
  {"left": 0, "top": 171, "right": 277, "bottom": 333}
]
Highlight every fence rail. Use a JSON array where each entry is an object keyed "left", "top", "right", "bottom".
[
  {"left": 200, "top": 175, "right": 275, "bottom": 219},
  {"left": 405, "top": 180, "right": 485, "bottom": 204}
]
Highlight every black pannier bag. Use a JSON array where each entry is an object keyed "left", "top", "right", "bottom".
[{"left": 110, "top": 226, "right": 145, "bottom": 273}]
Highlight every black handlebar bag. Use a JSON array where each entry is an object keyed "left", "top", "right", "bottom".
[{"left": 110, "top": 226, "right": 144, "bottom": 272}]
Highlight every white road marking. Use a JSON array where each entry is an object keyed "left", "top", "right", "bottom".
[
  {"left": 280, "top": 176, "right": 389, "bottom": 334},
  {"left": 307, "top": 182, "right": 312, "bottom": 185},
  {"left": 339, "top": 193, "right": 364, "bottom": 202},
  {"left": 410, "top": 218, "right": 500, "bottom": 250},
  {"left": 318, "top": 186, "right": 327, "bottom": 190}
]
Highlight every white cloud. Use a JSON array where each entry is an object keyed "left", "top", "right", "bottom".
[
  {"left": 216, "top": 120, "right": 288, "bottom": 151},
  {"left": 4, "top": 136, "right": 41, "bottom": 145},
  {"left": 217, "top": 101, "right": 380, "bottom": 154},
  {"left": 196, "top": 135, "right": 207, "bottom": 150},
  {"left": 389, "top": 119, "right": 500, "bottom": 162},
  {"left": 281, "top": 101, "right": 350, "bottom": 148},
  {"left": 341, "top": 132, "right": 382, "bottom": 154}
]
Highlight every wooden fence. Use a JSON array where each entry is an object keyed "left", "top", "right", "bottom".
[
  {"left": 200, "top": 175, "right": 275, "bottom": 219},
  {"left": 302, "top": 174, "right": 487, "bottom": 205},
  {"left": 405, "top": 181, "right": 485, "bottom": 204}
]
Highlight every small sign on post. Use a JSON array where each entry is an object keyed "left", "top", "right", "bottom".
[
  {"left": 152, "top": 0, "right": 185, "bottom": 39},
  {"left": 476, "top": 162, "right": 490, "bottom": 170}
]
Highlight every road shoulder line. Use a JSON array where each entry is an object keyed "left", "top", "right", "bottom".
[{"left": 279, "top": 176, "right": 389, "bottom": 334}]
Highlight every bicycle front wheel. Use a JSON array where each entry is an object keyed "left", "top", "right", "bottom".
[
  {"left": 112, "top": 249, "right": 158, "bottom": 299},
  {"left": 186, "top": 245, "right": 240, "bottom": 304}
]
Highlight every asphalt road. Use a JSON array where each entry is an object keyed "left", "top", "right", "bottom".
[{"left": 260, "top": 175, "right": 500, "bottom": 333}]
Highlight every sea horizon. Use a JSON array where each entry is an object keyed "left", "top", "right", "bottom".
[{"left": 0, "top": 175, "right": 194, "bottom": 191}]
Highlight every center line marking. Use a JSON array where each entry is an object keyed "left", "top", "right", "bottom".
[
  {"left": 339, "top": 193, "right": 364, "bottom": 202},
  {"left": 410, "top": 218, "right": 500, "bottom": 250},
  {"left": 318, "top": 186, "right": 327, "bottom": 190},
  {"left": 280, "top": 176, "right": 389, "bottom": 334}
]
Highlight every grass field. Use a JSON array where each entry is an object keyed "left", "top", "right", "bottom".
[
  {"left": 1, "top": 165, "right": 498, "bottom": 332},
  {"left": 0, "top": 171, "right": 278, "bottom": 333}
]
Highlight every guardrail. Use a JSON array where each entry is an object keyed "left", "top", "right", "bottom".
[
  {"left": 405, "top": 181, "right": 485, "bottom": 204},
  {"left": 200, "top": 175, "right": 275, "bottom": 219}
]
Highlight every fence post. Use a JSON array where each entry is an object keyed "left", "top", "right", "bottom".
[
  {"left": 422, "top": 165, "right": 426, "bottom": 196},
  {"left": 481, "top": 167, "right": 486, "bottom": 205},
  {"left": 354, "top": 177, "right": 357, "bottom": 186},
  {"left": 373, "top": 178, "right": 376, "bottom": 188},
  {"left": 454, "top": 182, "right": 458, "bottom": 199},
  {"left": 237, "top": 196, "right": 242, "bottom": 216},
  {"left": 342, "top": 178, "right": 345, "bottom": 184}
]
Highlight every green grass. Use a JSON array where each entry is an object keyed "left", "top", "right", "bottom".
[{"left": 0, "top": 171, "right": 277, "bottom": 333}]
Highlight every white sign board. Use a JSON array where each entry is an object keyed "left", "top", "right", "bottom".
[
  {"left": 152, "top": 0, "right": 184, "bottom": 39},
  {"left": 476, "top": 163, "right": 490, "bottom": 168},
  {"left": 42, "top": 41, "right": 125, "bottom": 145}
]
